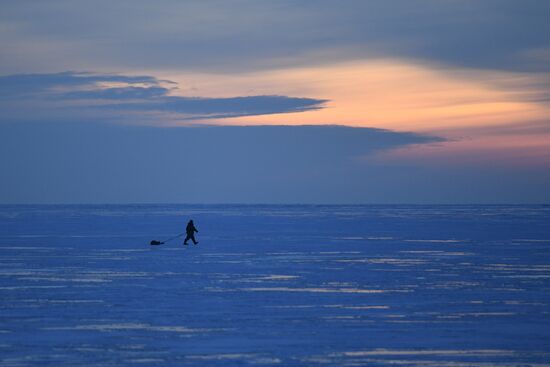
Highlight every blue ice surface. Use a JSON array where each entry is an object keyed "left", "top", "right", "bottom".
[{"left": 1, "top": 204, "right": 549, "bottom": 366}]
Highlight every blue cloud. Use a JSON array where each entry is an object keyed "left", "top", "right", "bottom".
[
  {"left": 0, "top": 72, "right": 162, "bottom": 98},
  {"left": 0, "top": 72, "right": 327, "bottom": 122},
  {"left": 109, "top": 95, "right": 326, "bottom": 119},
  {"left": 62, "top": 86, "right": 169, "bottom": 100},
  {"left": 0, "top": 122, "right": 444, "bottom": 203},
  {"left": 2, "top": 1, "right": 550, "bottom": 73}
]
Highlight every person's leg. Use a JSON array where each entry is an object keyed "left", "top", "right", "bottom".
[
  {"left": 191, "top": 234, "right": 198, "bottom": 245},
  {"left": 183, "top": 234, "right": 190, "bottom": 245}
]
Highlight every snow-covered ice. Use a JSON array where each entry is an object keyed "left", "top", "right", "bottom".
[{"left": 1, "top": 204, "right": 549, "bottom": 366}]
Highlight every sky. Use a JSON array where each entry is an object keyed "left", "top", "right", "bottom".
[{"left": 1, "top": 0, "right": 549, "bottom": 204}]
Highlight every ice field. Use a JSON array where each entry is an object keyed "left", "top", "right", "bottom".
[{"left": 1, "top": 204, "right": 550, "bottom": 366}]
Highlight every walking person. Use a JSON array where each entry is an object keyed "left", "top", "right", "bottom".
[{"left": 184, "top": 219, "right": 199, "bottom": 245}]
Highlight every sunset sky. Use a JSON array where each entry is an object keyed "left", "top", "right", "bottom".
[{"left": 1, "top": 0, "right": 549, "bottom": 203}]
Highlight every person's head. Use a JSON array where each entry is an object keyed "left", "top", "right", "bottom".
[{"left": 189, "top": 219, "right": 193, "bottom": 224}]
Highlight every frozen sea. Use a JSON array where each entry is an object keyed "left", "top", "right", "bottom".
[{"left": 1, "top": 204, "right": 550, "bottom": 366}]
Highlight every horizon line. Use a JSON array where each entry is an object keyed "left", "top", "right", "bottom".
[{"left": 1, "top": 202, "right": 548, "bottom": 206}]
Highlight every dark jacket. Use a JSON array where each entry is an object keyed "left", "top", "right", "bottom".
[{"left": 186, "top": 221, "right": 198, "bottom": 235}]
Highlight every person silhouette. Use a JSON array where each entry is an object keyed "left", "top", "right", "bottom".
[{"left": 183, "top": 219, "right": 199, "bottom": 245}]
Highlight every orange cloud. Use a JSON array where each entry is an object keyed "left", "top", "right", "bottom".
[
  {"left": 155, "top": 59, "right": 549, "bottom": 133},
  {"left": 150, "top": 59, "right": 550, "bottom": 166}
]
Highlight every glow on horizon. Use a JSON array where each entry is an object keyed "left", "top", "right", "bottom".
[{"left": 369, "top": 131, "right": 550, "bottom": 167}]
